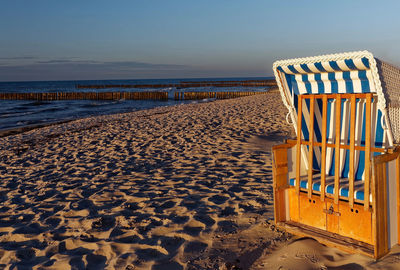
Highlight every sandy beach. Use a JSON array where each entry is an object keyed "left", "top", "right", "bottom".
[{"left": 1, "top": 91, "right": 400, "bottom": 269}]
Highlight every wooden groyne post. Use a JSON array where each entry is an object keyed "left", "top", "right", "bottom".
[
  {"left": 173, "top": 91, "right": 265, "bottom": 100},
  {"left": 0, "top": 91, "right": 264, "bottom": 101},
  {"left": 0, "top": 91, "right": 169, "bottom": 101}
]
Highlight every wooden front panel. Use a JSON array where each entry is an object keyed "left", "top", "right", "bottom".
[
  {"left": 272, "top": 144, "right": 290, "bottom": 223},
  {"left": 397, "top": 156, "right": 400, "bottom": 245},
  {"left": 274, "top": 188, "right": 286, "bottom": 222},
  {"left": 374, "top": 162, "right": 388, "bottom": 257},
  {"left": 339, "top": 202, "right": 372, "bottom": 244},
  {"left": 288, "top": 188, "right": 299, "bottom": 222},
  {"left": 287, "top": 191, "right": 373, "bottom": 246},
  {"left": 326, "top": 199, "right": 339, "bottom": 234},
  {"left": 299, "top": 194, "right": 326, "bottom": 230},
  {"left": 272, "top": 145, "right": 289, "bottom": 182}
]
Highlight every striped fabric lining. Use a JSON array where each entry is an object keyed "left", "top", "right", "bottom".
[
  {"left": 297, "top": 97, "right": 386, "bottom": 180},
  {"left": 289, "top": 175, "right": 371, "bottom": 202}
]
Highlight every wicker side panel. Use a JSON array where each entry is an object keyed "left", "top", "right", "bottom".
[
  {"left": 388, "top": 107, "right": 400, "bottom": 144},
  {"left": 376, "top": 59, "right": 400, "bottom": 106},
  {"left": 376, "top": 59, "right": 400, "bottom": 144}
]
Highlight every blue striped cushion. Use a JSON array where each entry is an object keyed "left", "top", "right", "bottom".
[{"left": 289, "top": 175, "right": 370, "bottom": 202}]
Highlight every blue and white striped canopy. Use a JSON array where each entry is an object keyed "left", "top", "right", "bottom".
[{"left": 277, "top": 57, "right": 375, "bottom": 95}]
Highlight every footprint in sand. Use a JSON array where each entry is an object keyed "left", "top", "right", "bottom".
[
  {"left": 14, "top": 222, "right": 48, "bottom": 234},
  {"left": 114, "top": 235, "right": 141, "bottom": 244},
  {"left": 216, "top": 220, "right": 238, "bottom": 234},
  {"left": 135, "top": 248, "right": 165, "bottom": 262},
  {"left": 91, "top": 216, "right": 116, "bottom": 231},
  {"left": 184, "top": 241, "right": 208, "bottom": 254},
  {"left": 182, "top": 241, "right": 208, "bottom": 262},
  {"left": 44, "top": 217, "right": 61, "bottom": 227},
  {"left": 85, "top": 253, "right": 107, "bottom": 269},
  {"left": 208, "top": 194, "right": 230, "bottom": 205},
  {"left": 16, "top": 248, "right": 36, "bottom": 261},
  {"left": 179, "top": 200, "right": 200, "bottom": 211},
  {"left": 193, "top": 213, "right": 216, "bottom": 227},
  {"left": 154, "top": 200, "right": 177, "bottom": 213},
  {"left": 182, "top": 225, "right": 203, "bottom": 236},
  {"left": 220, "top": 206, "right": 237, "bottom": 217},
  {"left": 168, "top": 214, "right": 189, "bottom": 224},
  {"left": 160, "top": 236, "right": 186, "bottom": 254}
]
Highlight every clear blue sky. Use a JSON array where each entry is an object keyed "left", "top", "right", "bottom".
[{"left": 0, "top": 0, "right": 399, "bottom": 81}]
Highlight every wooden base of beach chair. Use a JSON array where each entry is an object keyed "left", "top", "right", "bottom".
[
  {"left": 277, "top": 220, "right": 374, "bottom": 257},
  {"left": 287, "top": 190, "right": 373, "bottom": 244},
  {"left": 272, "top": 51, "right": 400, "bottom": 260},
  {"left": 274, "top": 188, "right": 378, "bottom": 258},
  {"left": 273, "top": 142, "right": 400, "bottom": 259}
]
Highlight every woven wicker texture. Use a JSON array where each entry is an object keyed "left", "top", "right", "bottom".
[
  {"left": 376, "top": 59, "right": 400, "bottom": 143},
  {"left": 376, "top": 59, "right": 400, "bottom": 106},
  {"left": 388, "top": 107, "right": 400, "bottom": 143}
]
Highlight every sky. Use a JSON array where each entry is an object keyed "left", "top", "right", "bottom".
[{"left": 0, "top": 0, "right": 399, "bottom": 82}]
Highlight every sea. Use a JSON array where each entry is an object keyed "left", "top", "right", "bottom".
[{"left": 0, "top": 77, "right": 272, "bottom": 132}]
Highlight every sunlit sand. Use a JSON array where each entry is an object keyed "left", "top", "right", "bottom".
[{"left": 1, "top": 91, "right": 398, "bottom": 269}]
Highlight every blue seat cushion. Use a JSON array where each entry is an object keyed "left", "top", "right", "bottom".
[{"left": 289, "top": 174, "right": 370, "bottom": 202}]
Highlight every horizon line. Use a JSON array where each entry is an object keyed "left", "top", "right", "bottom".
[{"left": 0, "top": 75, "right": 275, "bottom": 84}]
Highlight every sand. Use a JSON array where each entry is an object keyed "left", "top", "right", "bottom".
[{"left": 1, "top": 91, "right": 400, "bottom": 269}]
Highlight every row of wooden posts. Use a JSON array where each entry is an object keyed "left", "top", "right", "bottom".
[
  {"left": 0, "top": 92, "right": 168, "bottom": 101},
  {"left": 174, "top": 91, "right": 265, "bottom": 100},
  {"left": 0, "top": 91, "right": 265, "bottom": 101}
]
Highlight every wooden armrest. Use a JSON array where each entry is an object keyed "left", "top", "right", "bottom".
[
  {"left": 374, "top": 146, "right": 400, "bottom": 164},
  {"left": 272, "top": 140, "right": 296, "bottom": 150}
]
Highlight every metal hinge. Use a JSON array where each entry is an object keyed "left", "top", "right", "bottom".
[{"left": 323, "top": 205, "right": 341, "bottom": 216}]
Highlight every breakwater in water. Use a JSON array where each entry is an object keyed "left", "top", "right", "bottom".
[
  {"left": 0, "top": 92, "right": 169, "bottom": 101},
  {"left": 0, "top": 91, "right": 265, "bottom": 101},
  {"left": 174, "top": 91, "right": 264, "bottom": 100},
  {"left": 0, "top": 77, "right": 272, "bottom": 132}
]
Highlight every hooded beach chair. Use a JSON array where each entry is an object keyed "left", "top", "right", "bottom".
[{"left": 271, "top": 51, "right": 400, "bottom": 259}]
